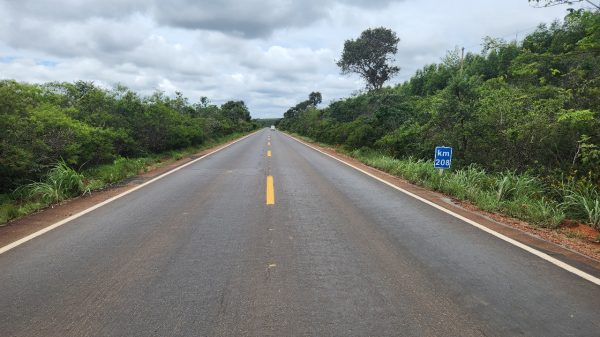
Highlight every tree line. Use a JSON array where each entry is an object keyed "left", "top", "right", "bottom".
[
  {"left": 0, "top": 81, "right": 257, "bottom": 192},
  {"left": 278, "top": 9, "right": 600, "bottom": 188}
]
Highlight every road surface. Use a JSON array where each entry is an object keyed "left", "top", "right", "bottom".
[{"left": 1, "top": 129, "right": 599, "bottom": 336}]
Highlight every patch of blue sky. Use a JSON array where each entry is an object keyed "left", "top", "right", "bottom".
[
  {"left": 0, "top": 55, "right": 17, "bottom": 63},
  {"left": 35, "top": 59, "right": 58, "bottom": 67}
]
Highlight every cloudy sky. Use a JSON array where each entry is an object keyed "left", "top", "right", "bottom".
[{"left": 0, "top": 0, "right": 581, "bottom": 118}]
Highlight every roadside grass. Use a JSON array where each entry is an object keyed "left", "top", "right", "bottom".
[
  {"left": 15, "top": 160, "right": 87, "bottom": 205},
  {"left": 342, "top": 147, "right": 599, "bottom": 230},
  {"left": 0, "top": 132, "right": 251, "bottom": 226},
  {"left": 558, "top": 180, "right": 600, "bottom": 228},
  {"left": 84, "top": 157, "right": 152, "bottom": 189}
]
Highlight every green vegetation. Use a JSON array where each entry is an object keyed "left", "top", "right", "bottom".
[
  {"left": 255, "top": 118, "right": 282, "bottom": 128},
  {"left": 0, "top": 81, "right": 257, "bottom": 224},
  {"left": 15, "top": 160, "right": 87, "bottom": 205},
  {"left": 280, "top": 10, "right": 600, "bottom": 230}
]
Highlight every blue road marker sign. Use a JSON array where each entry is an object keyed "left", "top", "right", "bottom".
[{"left": 434, "top": 146, "right": 452, "bottom": 169}]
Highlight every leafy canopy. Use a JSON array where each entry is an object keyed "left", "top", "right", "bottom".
[{"left": 337, "top": 27, "right": 400, "bottom": 90}]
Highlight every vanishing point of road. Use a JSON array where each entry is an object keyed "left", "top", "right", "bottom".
[{"left": 1, "top": 129, "right": 599, "bottom": 336}]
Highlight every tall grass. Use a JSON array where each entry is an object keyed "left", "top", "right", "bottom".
[
  {"left": 2, "top": 161, "right": 87, "bottom": 224},
  {"left": 559, "top": 181, "right": 600, "bottom": 229},
  {"left": 3, "top": 157, "right": 157, "bottom": 225},
  {"left": 16, "top": 161, "right": 86, "bottom": 204},
  {"left": 495, "top": 171, "right": 542, "bottom": 203},
  {"left": 347, "top": 149, "right": 570, "bottom": 229}
]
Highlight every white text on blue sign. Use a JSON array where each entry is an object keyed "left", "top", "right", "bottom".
[{"left": 434, "top": 146, "right": 453, "bottom": 169}]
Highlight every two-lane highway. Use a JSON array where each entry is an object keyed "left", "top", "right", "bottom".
[{"left": 1, "top": 129, "right": 599, "bottom": 336}]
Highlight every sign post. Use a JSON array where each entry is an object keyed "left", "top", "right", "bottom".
[{"left": 434, "top": 146, "right": 453, "bottom": 174}]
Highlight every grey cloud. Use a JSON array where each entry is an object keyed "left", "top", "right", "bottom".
[
  {"left": 2, "top": 16, "right": 150, "bottom": 58},
  {"left": 151, "top": 0, "right": 323, "bottom": 38},
  {"left": 3, "top": 0, "right": 148, "bottom": 22},
  {"left": 152, "top": 0, "right": 400, "bottom": 37},
  {"left": 5, "top": 0, "right": 400, "bottom": 39}
]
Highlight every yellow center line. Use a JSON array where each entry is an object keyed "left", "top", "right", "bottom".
[
  {"left": 266, "top": 176, "right": 275, "bottom": 205},
  {"left": 268, "top": 141, "right": 271, "bottom": 146},
  {"left": 267, "top": 150, "right": 272, "bottom": 157}
]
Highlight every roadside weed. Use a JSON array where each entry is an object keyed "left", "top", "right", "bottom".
[
  {"left": 559, "top": 182, "right": 600, "bottom": 229},
  {"left": 527, "top": 198, "right": 565, "bottom": 228},
  {"left": 495, "top": 171, "right": 541, "bottom": 202}
]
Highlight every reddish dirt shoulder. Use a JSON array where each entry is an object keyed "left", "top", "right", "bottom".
[{"left": 0, "top": 136, "right": 245, "bottom": 248}]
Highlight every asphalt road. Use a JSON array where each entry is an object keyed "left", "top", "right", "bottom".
[{"left": 1, "top": 129, "right": 599, "bottom": 337}]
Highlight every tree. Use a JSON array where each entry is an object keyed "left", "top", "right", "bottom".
[
  {"left": 529, "top": 0, "right": 599, "bottom": 10},
  {"left": 308, "top": 92, "right": 322, "bottom": 106},
  {"left": 283, "top": 92, "right": 322, "bottom": 120},
  {"left": 337, "top": 27, "right": 400, "bottom": 90},
  {"left": 221, "top": 101, "right": 251, "bottom": 123}
]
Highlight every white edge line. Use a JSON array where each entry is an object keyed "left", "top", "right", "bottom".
[
  {"left": 284, "top": 133, "right": 600, "bottom": 286},
  {"left": 0, "top": 131, "right": 260, "bottom": 256}
]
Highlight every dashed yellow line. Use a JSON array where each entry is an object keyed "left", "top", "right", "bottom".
[
  {"left": 266, "top": 176, "right": 275, "bottom": 205},
  {"left": 268, "top": 141, "right": 271, "bottom": 146},
  {"left": 267, "top": 150, "right": 272, "bottom": 157}
]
